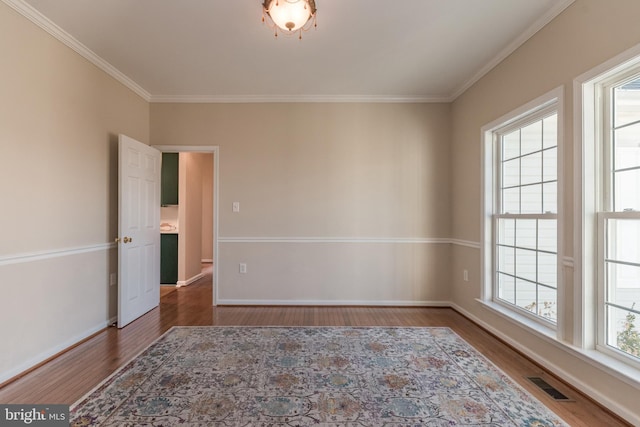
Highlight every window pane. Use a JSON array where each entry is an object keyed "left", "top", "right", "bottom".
[
  {"left": 502, "top": 158, "right": 520, "bottom": 188},
  {"left": 521, "top": 184, "right": 542, "bottom": 213},
  {"left": 521, "top": 121, "right": 542, "bottom": 155},
  {"left": 515, "top": 248, "right": 536, "bottom": 282},
  {"left": 515, "top": 279, "right": 537, "bottom": 313},
  {"left": 543, "top": 147, "right": 557, "bottom": 182},
  {"left": 498, "top": 246, "right": 515, "bottom": 276},
  {"left": 538, "top": 253, "right": 557, "bottom": 288},
  {"left": 542, "top": 182, "right": 557, "bottom": 214},
  {"left": 498, "top": 218, "right": 515, "bottom": 246},
  {"left": 543, "top": 114, "right": 558, "bottom": 149},
  {"left": 592, "top": 70, "right": 640, "bottom": 361},
  {"left": 502, "top": 187, "right": 520, "bottom": 214},
  {"left": 614, "top": 78, "right": 640, "bottom": 128},
  {"left": 614, "top": 169, "right": 640, "bottom": 212},
  {"left": 521, "top": 152, "right": 542, "bottom": 185},
  {"left": 538, "top": 221, "right": 556, "bottom": 254},
  {"left": 503, "top": 130, "right": 520, "bottom": 160},
  {"left": 498, "top": 273, "right": 515, "bottom": 304},
  {"left": 537, "top": 287, "right": 557, "bottom": 321},
  {"left": 607, "top": 304, "right": 640, "bottom": 359},
  {"left": 607, "top": 262, "right": 640, "bottom": 296},
  {"left": 605, "top": 223, "right": 639, "bottom": 355},
  {"left": 494, "top": 108, "right": 557, "bottom": 326},
  {"left": 614, "top": 123, "right": 640, "bottom": 171},
  {"left": 607, "top": 219, "right": 640, "bottom": 265},
  {"left": 515, "top": 219, "right": 536, "bottom": 249},
  {"left": 607, "top": 262, "right": 640, "bottom": 309}
]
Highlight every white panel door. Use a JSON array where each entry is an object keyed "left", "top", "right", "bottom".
[{"left": 117, "top": 134, "right": 161, "bottom": 328}]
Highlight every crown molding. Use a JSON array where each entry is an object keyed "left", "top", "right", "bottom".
[
  {"left": 2, "top": 0, "right": 151, "bottom": 102},
  {"left": 4, "top": 0, "right": 573, "bottom": 105},
  {"left": 149, "top": 94, "right": 453, "bottom": 104},
  {"left": 450, "top": 0, "right": 575, "bottom": 101}
]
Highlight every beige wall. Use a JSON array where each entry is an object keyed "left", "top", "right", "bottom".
[
  {"left": 219, "top": 242, "right": 450, "bottom": 303},
  {"left": 0, "top": 3, "right": 148, "bottom": 381},
  {"left": 150, "top": 103, "right": 452, "bottom": 303},
  {"left": 178, "top": 153, "right": 204, "bottom": 283},
  {"left": 450, "top": 0, "right": 640, "bottom": 422},
  {"left": 200, "top": 154, "right": 214, "bottom": 262}
]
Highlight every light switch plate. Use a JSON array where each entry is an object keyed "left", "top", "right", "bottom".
[{"left": 233, "top": 202, "right": 240, "bottom": 213}]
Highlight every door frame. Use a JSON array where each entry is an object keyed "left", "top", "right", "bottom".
[{"left": 154, "top": 145, "right": 219, "bottom": 306}]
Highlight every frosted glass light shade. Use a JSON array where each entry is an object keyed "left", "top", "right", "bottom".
[{"left": 264, "top": 0, "right": 315, "bottom": 32}]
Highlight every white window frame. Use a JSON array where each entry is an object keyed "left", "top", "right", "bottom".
[
  {"left": 481, "top": 87, "right": 564, "bottom": 337},
  {"left": 576, "top": 52, "right": 640, "bottom": 369}
]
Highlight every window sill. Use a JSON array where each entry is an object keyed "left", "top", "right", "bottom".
[
  {"left": 476, "top": 298, "right": 640, "bottom": 390},
  {"left": 476, "top": 299, "right": 557, "bottom": 340}
]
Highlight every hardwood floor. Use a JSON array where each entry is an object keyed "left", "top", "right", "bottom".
[{"left": 0, "top": 266, "right": 630, "bottom": 426}]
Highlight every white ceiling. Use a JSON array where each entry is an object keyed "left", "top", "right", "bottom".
[{"left": 9, "top": 0, "right": 573, "bottom": 102}]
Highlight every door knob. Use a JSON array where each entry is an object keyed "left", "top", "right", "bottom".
[{"left": 123, "top": 236, "right": 133, "bottom": 243}]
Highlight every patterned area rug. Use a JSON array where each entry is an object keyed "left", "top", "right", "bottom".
[{"left": 71, "top": 327, "right": 568, "bottom": 426}]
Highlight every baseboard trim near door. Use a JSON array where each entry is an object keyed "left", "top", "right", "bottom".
[
  {"left": 0, "top": 319, "right": 114, "bottom": 386},
  {"left": 176, "top": 273, "right": 204, "bottom": 288},
  {"left": 216, "top": 299, "right": 451, "bottom": 307}
]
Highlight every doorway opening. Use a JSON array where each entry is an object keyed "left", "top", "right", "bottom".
[{"left": 154, "top": 145, "right": 219, "bottom": 306}]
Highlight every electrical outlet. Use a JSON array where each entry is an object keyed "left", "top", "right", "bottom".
[
  {"left": 110, "top": 273, "right": 117, "bottom": 286},
  {"left": 463, "top": 269, "right": 469, "bottom": 282},
  {"left": 239, "top": 263, "right": 247, "bottom": 274}
]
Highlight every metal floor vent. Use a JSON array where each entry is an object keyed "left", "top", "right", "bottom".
[{"left": 526, "top": 377, "right": 572, "bottom": 401}]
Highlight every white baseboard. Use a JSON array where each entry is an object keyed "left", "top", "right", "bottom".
[
  {"left": 176, "top": 273, "right": 204, "bottom": 287},
  {"left": 450, "top": 302, "right": 639, "bottom": 426},
  {"left": 217, "top": 299, "right": 451, "bottom": 307},
  {"left": 0, "top": 319, "right": 113, "bottom": 385}
]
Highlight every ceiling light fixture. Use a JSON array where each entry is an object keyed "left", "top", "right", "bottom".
[{"left": 262, "top": 0, "right": 317, "bottom": 39}]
